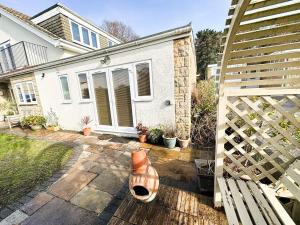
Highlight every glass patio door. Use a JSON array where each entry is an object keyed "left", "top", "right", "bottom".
[{"left": 92, "top": 66, "right": 135, "bottom": 133}]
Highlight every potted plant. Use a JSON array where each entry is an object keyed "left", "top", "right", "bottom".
[
  {"left": 177, "top": 132, "right": 190, "bottom": 148},
  {"left": 148, "top": 126, "right": 163, "bottom": 144},
  {"left": 0, "top": 100, "right": 17, "bottom": 121},
  {"left": 46, "top": 109, "right": 60, "bottom": 131},
  {"left": 21, "top": 115, "right": 46, "bottom": 131},
  {"left": 82, "top": 116, "right": 92, "bottom": 136},
  {"left": 162, "top": 126, "right": 177, "bottom": 149},
  {"left": 135, "top": 122, "right": 148, "bottom": 143}
]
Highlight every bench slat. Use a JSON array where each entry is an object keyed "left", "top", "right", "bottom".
[
  {"left": 236, "top": 180, "right": 267, "bottom": 225},
  {"left": 217, "top": 177, "right": 240, "bottom": 225},
  {"left": 247, "top": 181, "right": 281, "bottom": 225},
  {"left": 286, "top": 166, "right": 300, "bottom": 186},
  {"left": 280, "top": 176, "right": 300, "bottom": 202},
  {"left": 259, "top": 183, "right": 296, "bottom": 225},
  {"left": 227, "top": 179, "right": 253, "bottom": 225}
]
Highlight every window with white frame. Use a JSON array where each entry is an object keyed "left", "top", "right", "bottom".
[
  {"left": 70, "top": 20, "right": 99, "bottom": 49},
  {"left": 59, "top": 75, "right": 71, "bottom": 101},
  {"left": 91, "top": 32, "right": 98, "bottom": 48},
  {"left": 108, "top": 40, "right": 113, "bottom": 47},
  {"left": 71, "top": 21, "right": 81, "bottom": 42},
  {"left": 15, "top": 81, "right": 37, "bottom": 104},
  {"left": 134, "top": 61, "right": 153, "bottom": 100},
  {"left": 78, "top": 73, "right": 90, "bottom": 100}
]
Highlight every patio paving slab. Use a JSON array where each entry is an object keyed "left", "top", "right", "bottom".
[
  {"left": 70, "top": 186, "right": 112, "bottom": 214},
  {"left": 0, "top": 210, "right": 28, "bottom": 225},
  {"left": 89, "top": 169, "right": 129, "bottom": 195},
  {"left": 48, "top": 169, "right": 97, "bottom": 201},
  {"left": 21, "top": 198, "right": 101, "bottom": 225},
  {"left": 21, "top": 192, "right": 53, "bottom": 216}
]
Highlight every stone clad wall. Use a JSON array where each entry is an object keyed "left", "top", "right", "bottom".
[
  {"left": 10, "top": 73, "right": 43, "bottom": 116},
  {"left": 173, "top": 37, "right": 196, "bottom": 138}
]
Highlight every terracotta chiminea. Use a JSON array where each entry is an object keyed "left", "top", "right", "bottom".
[{"left": 129, "top": 149, "right": 159, "bottom": 203}]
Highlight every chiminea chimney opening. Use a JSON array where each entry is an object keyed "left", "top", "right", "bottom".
[{"left": 133, "top": 186, "right": 149, "bottom": 196}]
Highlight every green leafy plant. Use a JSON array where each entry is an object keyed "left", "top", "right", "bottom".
[
  {"left": 0, "top": 100, "right": 17, "bottom": 116},
  {"left": 148, "top": 126, "right": 163, "bottom": 144},
  {"left": 21, "top": 115, "right": 46, "bottom": 127},
  {"left": 191, "top": 80, "right": 217, "bottom": 147}
]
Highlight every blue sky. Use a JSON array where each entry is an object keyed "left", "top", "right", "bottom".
[{"left": 1, "top": 0, "right": 230, "bottom": 36}]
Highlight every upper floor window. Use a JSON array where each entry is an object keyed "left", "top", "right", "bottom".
[
  {"left": 15, "top": 81, "right": 37, "bottom": 104},
  {"left": 70, "top": 20, "right": 99, "bottom": 49},
  {"left": 71, "top": 22, "right": 81, "bottom": 42},
  {"left": 134, "top": 61, "right": 153, "bottom": 101},
  {"left": 108, "top": 40, "right": 113, "bottom": 47},
  {"left": 91, "top": 32, "right": 98, "bottom": 48},
  {"left": 59, "top": 75, "right": 71, "bottom": 102},
  {"left": 78, "top": 73, "right": 90, "bottom": 100},
  {"left": 82, "top": 27, "right": 90, "bottom": 45}
]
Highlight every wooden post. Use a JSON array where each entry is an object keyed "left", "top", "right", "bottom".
[{"left": 214, "top": 95, "right": 227, "bottom": 207}]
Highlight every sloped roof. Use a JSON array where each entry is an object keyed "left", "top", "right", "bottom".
[{"left": 0, "top": 4, "right": 60, "bottom": 39}]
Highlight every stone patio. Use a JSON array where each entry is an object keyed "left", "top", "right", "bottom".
[{"left": 0, "top": 128, "right": 222, "bottom": 225}]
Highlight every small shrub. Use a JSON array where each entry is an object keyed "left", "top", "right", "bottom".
[
  {"left": 0, "top": 100, "right": 17, "bottom": 116},
  {"left": 191, "top": 80, "right": 217, "bottom": 147},
  {"left": 81, "top": 116, "right": 92, "bottom": 128},
  {"left": 46, "top": 109, "right": 59, "bottom": 127},
  {"left": 163, "top": 125, "right": 176, "bottom": 138},
  {"left": 148, "top": 127, "right": 163, "bottom": 144},
  {"left": 135, "top": 122, "right": 148, "bottom": 135},
  {"left": 21, "top": 115, "right": 46, "bottom": 127}
]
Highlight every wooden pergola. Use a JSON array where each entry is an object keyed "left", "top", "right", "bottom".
[{"left": 215, "top": 0, "right": 300, "bottom": 224}]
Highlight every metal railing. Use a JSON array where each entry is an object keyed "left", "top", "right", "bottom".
[{"left": 0, "top": 41, "right": 48, "bottom": 74}]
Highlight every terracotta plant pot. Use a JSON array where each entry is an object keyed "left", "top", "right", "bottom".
[
  {"left": 178, "top": 138, "right": 190, "bottom": 148},
  {"left": 83, "top": 127, "right": 91, "bottom": 136},
  {"left": 129, "top": 150, "right": 159, "bottom": 203},
  {"left": 138, "top": 134, "right": 147, "bottom": 143}
]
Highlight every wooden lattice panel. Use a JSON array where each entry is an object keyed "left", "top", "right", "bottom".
[{"left": 223, "top": 94, "right": 300, "bottom": 185}]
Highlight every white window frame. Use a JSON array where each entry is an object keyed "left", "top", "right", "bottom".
[
  {"left": 15, "top": 81, "right": 37, "bottom": 105},
  {"left": 69, "top": 20, "right": 99, "bottom": 49},
  {"left": 76, "top": 72, "right": 92, "bottom": 102},
  {"left": 133, "top": 60, "right": 154, "bottom": 102},
  {"left": 58, "top": 75, "right": 72, "bottom": 104},
  {"left": 91, "top": 31, "right": 98, "bottom": 48}
]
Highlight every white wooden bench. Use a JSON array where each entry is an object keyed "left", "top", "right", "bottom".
[
  {"left": 218, "top": 160, "right": 300, "bottom": 225},
  {"left": 6, "top": 114, "right": 22, "bottom": 129}
]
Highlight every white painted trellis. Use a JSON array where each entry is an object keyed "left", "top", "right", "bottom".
[{"left": 214, "top": 0, "right": 300, "bottom": 210}]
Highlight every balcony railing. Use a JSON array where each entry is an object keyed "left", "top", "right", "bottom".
[{"left": 0, "top": 41, "right": 48, "bottom": 74}]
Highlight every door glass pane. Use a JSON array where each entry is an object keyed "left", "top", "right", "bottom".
[
  {"left": 92, "top": 72, "right": 112, "bottom": 126},
  {"left": 78, "top": 73, "right": 90, "bottom": 99},
  {"left": 112, "top": 69, "right": 133, "bottom": 127}
]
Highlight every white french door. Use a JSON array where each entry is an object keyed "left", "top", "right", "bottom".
[{"left": 91, "top": 65, "right": 136, "bottom": 133}]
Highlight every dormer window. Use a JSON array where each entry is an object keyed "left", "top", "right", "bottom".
[
  {"left": 71, "top": 21, "right": 81, "bottom": 42},
  {"left": 82, "top": 27, "right": 90, "bottom": 45},
  {"left": 91, "top": 32, "right": 98, "bottom": 48}
]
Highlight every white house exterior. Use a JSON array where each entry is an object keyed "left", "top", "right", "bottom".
[
  {"left": 0, "top": 3, "right": 121, "bottom": 75},
  {"left": 1, "top": 24, "right": 196, "bottom": 137}
]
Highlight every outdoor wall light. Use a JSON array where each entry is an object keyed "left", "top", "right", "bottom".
[
  {"left": 41, "top": 73, "right": 45, "bottom": 78},
  {"left": 100, "top": 55, "right": 111, "bottom": 65}
]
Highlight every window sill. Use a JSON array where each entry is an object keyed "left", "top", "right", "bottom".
[
  {"left": 19, "top": 102, "right": 38, "bottom": 106},
  {"left": 79, "top": 100, "right": 93, "bottom": 104},
  {"left": 133, "top": 97, "right": 153, "bottom": 102},
  {"left": 61, "top": 101, "right": 72, "bottom": 104}
]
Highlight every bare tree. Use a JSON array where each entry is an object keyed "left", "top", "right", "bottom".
[{"left": 101, "top": 20, "right": 139, "bottom": 42}]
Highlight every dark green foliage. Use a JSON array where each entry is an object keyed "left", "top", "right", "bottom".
[
  {"left": 148, "top": 127, "right": 163, "bottom": 144},
  {"left": 195, "top": 29, "right": 222, "bottom": 79}
]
